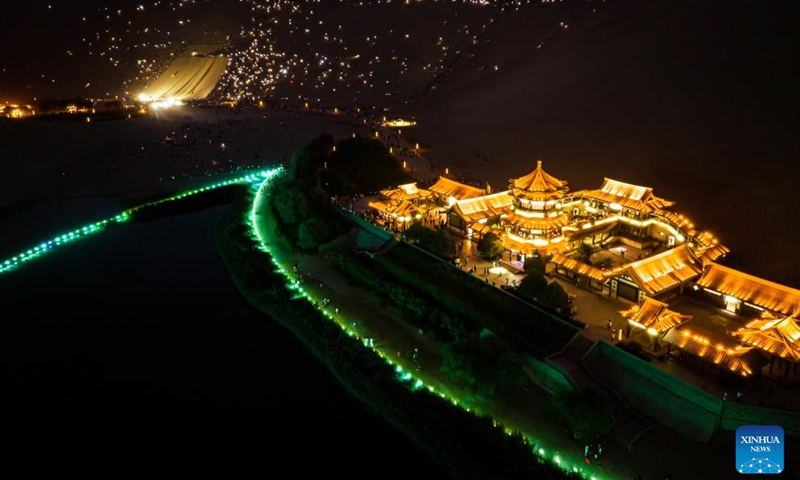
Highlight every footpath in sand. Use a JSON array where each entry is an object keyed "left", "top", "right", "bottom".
[{"left": 252, "top": 187, "right": 742, "bottom": 480}]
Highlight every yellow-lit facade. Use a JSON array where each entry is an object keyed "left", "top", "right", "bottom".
[{"left": 372, "top": 160, "right": 800, "bottom": 378}]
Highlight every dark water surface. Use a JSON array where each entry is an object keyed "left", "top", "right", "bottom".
[{"left": 0, "top": 203, "right": 452, "bottom": 476}]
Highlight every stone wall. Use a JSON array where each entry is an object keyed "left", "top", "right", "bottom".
[
  {"left": 722, "top": 402, "right": 800, "bottom": 437},
  {"left": 581, "top": 342, "right": 800, "bottom": 440},
  {"left": 583, "top": 341, "right": 721, "bottom": 441},
  {"left": 524, "top": 355, "right": 575, "bottom": 394},
  {"left": 339, "top": 208, "right": 393, "bottom": 242}
]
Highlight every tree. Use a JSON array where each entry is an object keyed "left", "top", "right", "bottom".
[
  {"left": 439, "top": 312, "right": 468, "bottom": 341},
  {"left": 273, "top": 181, "right": 309, "bottom": 229},
  {"left": 405, "top": 221, "right": 430, "bottom": 242},
  {"left": 517, "top": 270, "right": 547, "bottom": 299},
  {"left": 539, "top": 281, "right": 570, "bottom": 311},
  {"left": 550, "top": 385, "right": 613, "bottom": 439},
  {"left": 523, "top": 252, "right": 547, "bottom": 274},
  {"left": 297, "top": 216, "right": 333, "bottom": 251},
  {"left": 428, "top": 228, "right": 457, "bottom": 259},
  {"left": 440, "top": 339, "right": 495, "bottom": 399},
  {"left": 289, "top": 133, "right": 333, "bottom": 181},
  {"left": 477, "top": 232, "right": 504, "bottom": 261},
  {"left": 574, "top": 242, "right": 594, "bottom": 265},
  {"left": 496, "top": 352, "right": 529, "bottom": 395}
]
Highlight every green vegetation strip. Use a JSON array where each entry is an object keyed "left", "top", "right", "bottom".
[{"left": 223, "top": 172, "right": 610, "bottom": 480}]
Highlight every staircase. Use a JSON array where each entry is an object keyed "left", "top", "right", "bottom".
[
  {"left": 499, "top": 259, "right": 524, "bottom": 274},
  {"left": 580, "top": 342, "right": 655, "bottom": 450},
  {"left": 548, "top": 336, "right": 654, "bottom": 451}
]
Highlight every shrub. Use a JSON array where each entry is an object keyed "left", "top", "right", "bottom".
[
  {"left": 477, "top": 232, "right": 504, "bottom": 261},
  {"left": 539, "top": 281, "right": 569, "bottom": 311},
  {"left": 550, "top": 385, "right": 613, "bottom": 440},
  {"left": 517, "top": 271, "right": 548, "bottom": 299},
  {"left": 297, "top": 216, "right": 334, "bottom": 252}
]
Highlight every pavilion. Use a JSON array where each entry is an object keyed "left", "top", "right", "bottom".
[
  {"left": 622, "top": 297, "right": 692, "bottom": 335},
  {"left": 607, "top": 244, "right": 704, "bottom": 303},
  {"left": 378, "top": 182, "right": 433, "bottom": 208},
  {"left": 368, "top": 199, "right": 423, "bottom": 230},
  {"left": 695, "top": 262, "right": 800, "bottom": 318},
  {"left": 549, "top": 253, "right": 608, "bottom": 292},
  {"left": 447, "top": 191, "right": 514, "bottom": 238},
  {"left": 501, "top": 161, "right": 572, "bottom": 258},
  {"left": 729, "top": 315, "right": 800, "bottom": 383},
  {"left": 428, "top": 176, "right": 485, "bottom": 206},
  {"left": 574, "top": 178, "right": 676, "bottom": 216},
  {"left": 662, "top": 328, "right": 753, "bottom": 377}
]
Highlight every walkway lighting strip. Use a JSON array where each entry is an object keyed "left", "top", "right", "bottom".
[
  {"left": 0, "top": 169, "right": 276, "bottom": 275},
  {"left": 248, "top": 173, "right": 608, "bottom": 480}
]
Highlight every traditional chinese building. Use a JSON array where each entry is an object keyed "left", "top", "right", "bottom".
[
  {"left": 607, "top": 244, "right": 704, "bottom": 302},
  {"left": 729, "top": 315, "right": 800, "bottom": 382},
  {"left": 501, "top": 161, "right": 572, "bottom": 253},
  {"left": 619, "top": 297, "right": 751, "bottom": 376},
  {"left": 447, "top": 190, "right": 514, "bottom": 238},
  {"left": 375, "top": 161, "right": 729, "bottom": 298},
  {"left": 571, "top": 178, "right": 684, "bottom": 247},
  {"left": 662, "top": 329, "right": 753, "bottom": 377},
  {"left": 378, "top": 182, "right": 433, "bottom": 208},
  {"left": 428, "top": 176, "right": 486, "bottom": 207},
  {"left": 695, "top": 262, "right": 800, "bottom": 318},
  {"left": 621, "top": 297, "right": 692, "bottom": 335}
]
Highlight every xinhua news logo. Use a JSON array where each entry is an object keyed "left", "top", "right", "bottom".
[{"left": 736, "top": 425, "right": 784, "bottom": 474}]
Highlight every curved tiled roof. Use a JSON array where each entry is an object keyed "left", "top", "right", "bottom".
[
  {"left": 509, "top": 160, "right": 568, "bottom": 201},
  {"left": 429, "top": 177, "right": 485, "bottom": 200},
  {"left": 730, "top": 316, "right": 800, "bottom": 362},
  {"left": 574, "top": 178, "right": 675, "bottom": 213},
  {"left": 611, "top": 244, "right": 703, "bottom": 296},
  {"left": 620, "top": 297, "right": 692, "bottom": 333},
  {"left": 697, "top": 263, "right": 800, "bottom": 317}
]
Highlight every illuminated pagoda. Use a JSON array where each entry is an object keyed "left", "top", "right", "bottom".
[
  {"left": 730, "top": 315, "right": 800, "bottom": 382},
  {"left": 695, "top": 262, "right": 800, "bottom": 318},
  {"left": 501, "top": 160, "right": 572, "bottom": 255}
]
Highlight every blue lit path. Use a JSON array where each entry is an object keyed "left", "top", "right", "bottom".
[{"left": 0, "top": 170, "right": 275, "bottom": 275}]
